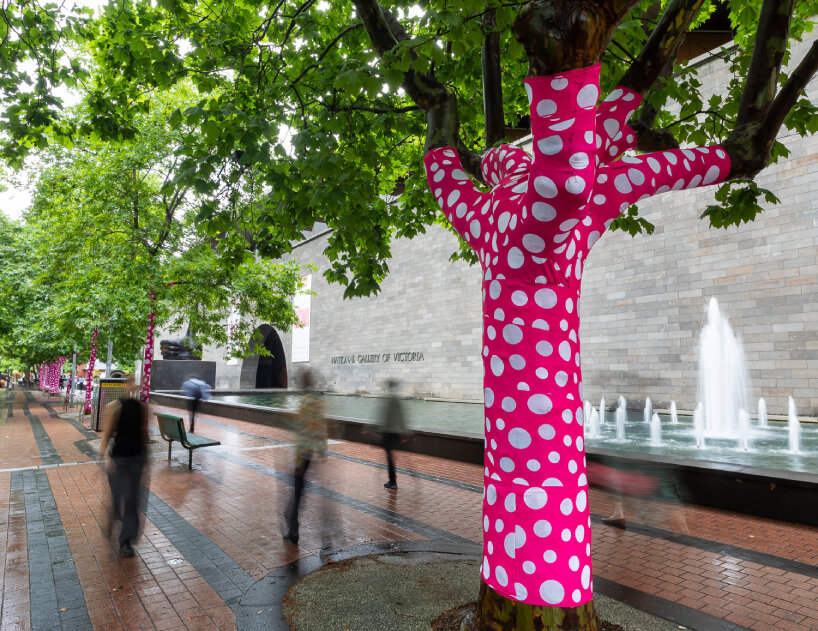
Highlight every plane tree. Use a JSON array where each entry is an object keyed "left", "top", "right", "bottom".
[{"left": 2, "top": 100, "right": 304, "bottom": 395}]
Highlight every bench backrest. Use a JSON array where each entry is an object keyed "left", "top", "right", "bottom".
[{"left": 156, "top": 413, "right": 186, "bottom": 442}]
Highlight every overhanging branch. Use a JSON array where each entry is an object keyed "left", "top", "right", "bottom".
[
  {"left": 762, "top": 37, "right": 818, "bottom": 142},
  {"left": 618, "top": 0, "right": 705, "bottom": 94},
  {"left": 482, "top": 9, "right": 505, "bottom": 147},
  {"left": 735, "top": 0, "right": 797, "bottom": 127},
  {"left": 352, "top": 0, "right": 482, "bottom": 182}
]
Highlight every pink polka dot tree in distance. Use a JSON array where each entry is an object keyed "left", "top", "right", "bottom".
[
  {"left": 355, "top": 0, "right": 814, "bottom": 628},
  {"left": 84, "top": 328, "right": 98, "bottom": 414}
]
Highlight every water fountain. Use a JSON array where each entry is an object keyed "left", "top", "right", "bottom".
[
  {"left": 644, "top": 396, "right": 652, "bottom": 424},
  {"left": 694, "top": 403, "right": 705, "bottom": 448},
  {"left": 738, "top": 409, "right": 750, "bottom": 451},
  {"left": 587, "top": 407, "right": 601, "bottom": 438},
  {"left": 670, "top": 400, "right": 678, "bottom": 425},
  {"left": 649, "top": 412, "right": 662, "bottom": 446},
  {"left": 615, "top": 398, "right": 627, "bottom": 441},
  {"left": 788, "top": 397, "right": 802, "bottom": 453},
  {"left": 758, "top": 398, "right": 768, "bottom": 428},
  {"left": 583, "top": 400, "right": 592, "bottom": 430},
  {"left": 698, "top": 297, "right": 750, "bottom": 437},
  {"left": 599, "top": 397, "right": 606, "bottom": 425}
]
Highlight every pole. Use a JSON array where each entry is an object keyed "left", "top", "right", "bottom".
[
  {"left": 70, "top": 345, "right": 77, "bottom": 388},
  {"left": 105, "top": 325, "right": 113, "bottom": 378}
]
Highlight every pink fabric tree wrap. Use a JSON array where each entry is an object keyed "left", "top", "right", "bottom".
[
  {"left": 424, "top": 63, "right": 730, "bottom": 607},
  {"left": 84, "top": 329, "right": 98, "bottom": 414},
  {"left": 140, "top": 291, "right": 157, "bottom": 403}
]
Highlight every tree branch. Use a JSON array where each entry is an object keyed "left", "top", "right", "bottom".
[
  {"left": 723, "top": 0, "right": 808, "bottom": 179},
  {"left": 327, "top": 104, "right": 421, "bottom": 114},
  {"left": 735, "top": 0, "right": 797, "bottom": 127},
  {"left": 763, "top": 37, "right": 818, "bottom": 137},
  {"left": 482, "top": 8, "right": 505, "bottom": 147},
  {"left": 724, "top": 36, "right": 818, "bottom": 180},
  {"left": 289, "top": 22, "right": 363, "bottom": 88},
  {"left": 352, "top": 0, "right": 479, "bottom": 181},
  {"left": 618, "top": 0, "right": 705, "bottom": 94}
]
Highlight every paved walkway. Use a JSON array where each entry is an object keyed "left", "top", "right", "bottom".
[{"left": 0, "top": 389, "right": 816, "bottom": 631}]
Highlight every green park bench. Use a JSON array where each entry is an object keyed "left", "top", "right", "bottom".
[{"left": 155, "top": 413, "right": 221, "bottom": 470}]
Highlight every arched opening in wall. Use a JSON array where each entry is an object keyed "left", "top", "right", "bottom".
[{"left": 240, "top": 325, "right": 288, "bottom": 389}]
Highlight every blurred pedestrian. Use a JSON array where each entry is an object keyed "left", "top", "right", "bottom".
[
  {"left": 283, "top": 370, "right": 327, "bottom": 544},
  {"left": 181, "top": 377, "right": 211, "bottom": 433},
  {"left": 380, "top": 379, "right": 408, "bottom": 490},
  {"left": 99, "top": 375, "right": 148, "bottom": 557}
]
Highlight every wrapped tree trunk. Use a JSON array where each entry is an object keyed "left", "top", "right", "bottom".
[
  {"left": 49, "top": 358, "right": 66, "bottom": 396},
  {"left": 84, "top": 329, "right": 98, "bottom": 414},
  {"left": 139, "top": 291, "right": 157, "bottom": 403},
  {"left": 425, "top": 65, "right": 729, "bottom": 629}
]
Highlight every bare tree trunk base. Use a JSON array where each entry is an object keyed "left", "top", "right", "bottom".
[
  {"left": 432, "top": 602, "right": 625, "bottom": 631},
  {"left": 431, "top": 602, "right": 624, "bottom": 631},
  {"left": 432, "top": 582, "right": 626, "bottom": 631}
]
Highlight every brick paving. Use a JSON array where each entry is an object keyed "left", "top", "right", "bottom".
[{"left": 1, "top": 391, "right": 817, "bottom": 630}]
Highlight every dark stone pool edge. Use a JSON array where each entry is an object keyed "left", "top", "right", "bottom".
[{"left": 149, "top": 392, "right": 818, "bottom": 527}]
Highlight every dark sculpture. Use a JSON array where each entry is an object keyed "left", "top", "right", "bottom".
[{"left": 159, "top": 327, "right": 202, "bottom": 360}]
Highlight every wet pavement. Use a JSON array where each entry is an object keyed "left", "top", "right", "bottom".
[{"left": 1, "top": 389, "right": 817, "bottom": 630}]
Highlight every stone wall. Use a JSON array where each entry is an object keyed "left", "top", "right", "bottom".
[{"left": 276, "top": 226, "right": 485, "bottom": 400}]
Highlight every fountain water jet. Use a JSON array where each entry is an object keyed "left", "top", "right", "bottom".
[
  {"left": 698, "top": 298, "right": 750, "bottom": 437},
  {"left": 670, "top": 400, "right": 678, "bottom": 425},
  {"left": 650, "top": 413, "right": 662, "bottom": 446},
  {"left": 788, "top": 397, "right": 802, "bottom": 453},
  {"left": 583, "top": 401, "right": 592, "bottom": 430},
  {"left": 615, "top": 397, "right": 627, "bottom": 441},
  {"left": 644, "top": 397, "right": 652, "bottom": 424},
  {"left": 599, "top": 397, "right": 606, "bottom": 425},
  {"left": 588, "top": 407, "right": 601, "bottom": 438},
  {"left": 758, "top": 398, "right": 768, "bottom": 428},
  {"left": 738, "top": 409, "right": 750, "bottom": 451},
  {"left": 694, "top": 403, "right": 706, "bottom": 448}
]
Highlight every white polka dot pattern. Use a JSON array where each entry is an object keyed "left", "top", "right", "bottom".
[{"left": 424, "top": 62, "right": 730, "bottom": 607}]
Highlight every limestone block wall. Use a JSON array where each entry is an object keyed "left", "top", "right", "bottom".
[{"left": 277, "top": 226, "right": 485, "bottom": 400}]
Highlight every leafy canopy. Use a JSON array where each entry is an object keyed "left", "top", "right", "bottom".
[{"left": 1, "top": 0, "right": 817, "bottom": 298}]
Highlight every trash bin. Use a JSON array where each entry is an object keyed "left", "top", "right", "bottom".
[{"left": 90, "top": 378, "right": 127, "bottom": 431}]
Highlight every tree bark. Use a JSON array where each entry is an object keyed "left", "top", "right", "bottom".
[
  {"left": 618, "top": 0, "right": 705, "bottom": 95},
  {"left": 468, "top": 582, "right": 600, "bottom": 631},
  {"left": 482, "top": 9, "right": 505, "bottom": 147},
  {"left": 513, "top": 0, "right": 637, "bottom": 76},
  {"left": 725, "top": 31, "right": 818, "bottom": 180},
  {"left": 735, "top": 0, "right": 797, "bottom": 128}
]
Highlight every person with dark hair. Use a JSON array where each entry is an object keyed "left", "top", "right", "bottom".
[
  {"left": 283, "top": 370, "right": 327, "bottom": 544},
  {"left": 99, "top": 375, "right": 148, "bottom": 557},
  {"left": 380, "top": 379, "right": 408, "bottom": 490},
  {"left": 181, "top": 377, "right": 211, "bottom": 433}
]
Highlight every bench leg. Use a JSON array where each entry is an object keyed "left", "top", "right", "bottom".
[
  {"left": 188, "top": 449, "right": 193, "bottom": 470},
  {"left": 168, "top": 440, "right": 172, "bottom": 461}
]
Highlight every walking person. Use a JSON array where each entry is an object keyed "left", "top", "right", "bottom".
[
  {"left": 181, "top": 377, "right": 211, "bottom": 433},
  {"left": 380, "top": 379, "right": 408, "bottom": 490},
  {"left": 283, "top": 370, "right": 327, "bottom": 544},
  {"left": 99, "top": 375, "right": 148, "bottom": 557}
]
